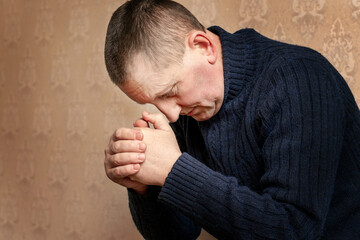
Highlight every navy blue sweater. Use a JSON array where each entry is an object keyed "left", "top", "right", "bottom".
[{"left": 128, "top": 26, "right": 360, "bottom": 239}]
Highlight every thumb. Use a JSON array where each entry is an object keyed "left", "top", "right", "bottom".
[{"left": 142, "top": 111, "right": 172, "bottom": 131}]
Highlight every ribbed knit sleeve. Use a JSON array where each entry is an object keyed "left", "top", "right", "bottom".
[
  {"left": 128, "top": 186, "right": 201, "bottom": 239},
  {"left": 158, "top": 57, "right": 346, "bottom": 239}
]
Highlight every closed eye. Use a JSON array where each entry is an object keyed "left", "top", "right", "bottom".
[{"left": 160, "top": 84, "right": 178, "bottom": 98}]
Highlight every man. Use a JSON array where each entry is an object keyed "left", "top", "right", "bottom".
[{"left": 103, "top": 0, "right": 360, "bottom": 239}]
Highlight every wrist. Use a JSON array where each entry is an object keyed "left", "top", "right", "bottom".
[
  {"left": 133, "top": 185, "right": 149, "bottom": 195},
  {"left": 160, "top": 152, "right": 182, "bottom": 186}
]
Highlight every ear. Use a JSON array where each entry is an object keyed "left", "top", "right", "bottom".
[{"left": 186, "top": 30, "right": 217, "bottom": 64}]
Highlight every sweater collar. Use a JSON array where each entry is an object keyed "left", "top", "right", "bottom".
[{"left": 208, "top": 26, "right": 259, "bottom": 104}]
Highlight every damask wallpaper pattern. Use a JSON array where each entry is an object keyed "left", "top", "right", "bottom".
[{"left": 0, "top": 0, "right": 359, "bottom": 240}]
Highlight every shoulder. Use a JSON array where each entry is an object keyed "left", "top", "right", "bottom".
[{"left": 239, "top": 28, "right": 328, "bottom": 66}]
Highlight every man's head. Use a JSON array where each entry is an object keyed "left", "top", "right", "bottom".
[
  {"left": 104, "top": 0, "right": 205, "bottom": 86},
  {"left": 105, "top": 0, "right": 224, "bottom": 122}
]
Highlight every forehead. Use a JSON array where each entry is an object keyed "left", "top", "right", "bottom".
[
  {"left": 122, "top": 54, "right": 177, "bottom": 103},
  {"left": 120, "top": 79, "right": 148, "bottom": 104}
]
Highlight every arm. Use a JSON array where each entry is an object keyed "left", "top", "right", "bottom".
[
  {"left": 158, "top": 59, "right": 345, "bottom": 239},
  {"left": 127, "top": 113, "right": 201, "bottom": 240},
  {"left": 104, "top": 124, "right": 201, "bottom": 240},
  {"left": 128, "top": 186, "right": 201, "bottom": 240}
]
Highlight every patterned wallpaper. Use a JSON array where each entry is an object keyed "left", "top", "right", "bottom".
[{"left": 0, "top": 0, "right": 359, "bottom": 240}]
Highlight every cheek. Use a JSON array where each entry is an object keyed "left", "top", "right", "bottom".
[
  {"left": 179, "top": 65, "right": 212, "bottom": 104},
  {"left": 178, "top": 87, "right": 203, "bottom": 104}
]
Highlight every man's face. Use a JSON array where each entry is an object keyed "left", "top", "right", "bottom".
[{"left": 121, "top": 49, "right": 224, "bottom": 123}]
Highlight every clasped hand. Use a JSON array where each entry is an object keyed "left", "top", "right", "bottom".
[{"left": 104, "top": 112, "right": 181, "bottom": 194}]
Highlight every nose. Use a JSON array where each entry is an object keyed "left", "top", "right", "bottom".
[{"left": 154, "top": 100, "right": 181, "bottom": 123}]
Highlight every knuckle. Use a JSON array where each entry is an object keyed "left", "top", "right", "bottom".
[
  {"left": 126, "top": 164, "right": 135, "bottom": 174},
  {"left": 113, "top": 167, "right": 123, "bottom": 178},
  {"left": 111, "top": 154, "right": 120, "bottom": 166},
  {"left": 105, "top": 168, "right": 113, "bottom": 180},
  {"left": 114, "top": 165, "right": 134, "bottom": 179},
  {"left": 111, "top": 142, "right": 119, "bottom": 153},
  {"left": 115, "top": 128, "right": 124, "bottom": 138}
]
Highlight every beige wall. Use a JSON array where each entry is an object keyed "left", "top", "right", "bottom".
[{"left": 0, "top": 0, "right": 359, "bottom": 239}]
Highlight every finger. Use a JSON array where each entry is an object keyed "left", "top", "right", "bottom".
[
  {"left": 104, "top": 146, "right": 111, "bottom": 156},
  {"left": 133, "top": 118, "right": 150, "bottom": 128},
  {"left": 112, "top": 128, "right": 143, "bottom": 141},
  {"left": 142, "top": 111, "right": 171, "bottom": 131},
  {"left": 107, "top": 164, "right": 141, "bottom": 180},
  {"left": 110, "top": 140, "right": 146, "bottom": 154},
  {"left": 120, "top": 177, "right": 143, "bottom": 189},
  {"left": 109, "top": 152, "right": 145, "bottom": 167}
]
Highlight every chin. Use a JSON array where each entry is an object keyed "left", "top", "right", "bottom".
[{"left": 192, "top": 112, "right": 213, "bottom": 121}]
